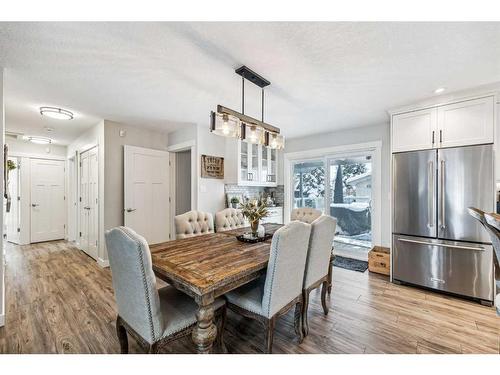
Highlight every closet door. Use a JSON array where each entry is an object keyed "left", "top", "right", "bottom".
[
  {"left": 79, "top": 147, "right": 99, "bottom": 260},
  {"left": 30, "top": 159, "right": 65, "bottom": 243}
]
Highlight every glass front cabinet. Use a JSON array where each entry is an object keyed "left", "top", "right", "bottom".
[{"left": 225, "top": 138, "right": 278, "bottom": 187}]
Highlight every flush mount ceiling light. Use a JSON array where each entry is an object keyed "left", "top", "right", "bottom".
[
  {"left": 40, "top": 106, "right": 74, "bottom": 120},
  {"left": 28, "top": 136, "right": 52, "bottom": 145},
  {"left": 434, "top": 87, "right": 446, "bottom": 94},
  {"left": 210, "top": 66, "right": 283, "bottom": 148}
]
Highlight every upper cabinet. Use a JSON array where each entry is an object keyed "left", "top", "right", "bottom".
[
  {"left": 226, "top": 138, "right": 278, "bottom": 186},
  {"left": 392, "top": 107, "right": 438, "bottom": 152},
  {"left": 391, "top": 95, "right": 495, "bottom": 153},
  {"left": 437, "top": 96, "right": 494, "bottom": 149}
]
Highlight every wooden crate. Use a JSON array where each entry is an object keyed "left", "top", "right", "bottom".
[{"left": 368, "top": 246, "right": 390, "bottom": 276}]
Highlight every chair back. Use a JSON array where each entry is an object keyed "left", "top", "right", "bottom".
[
  {"left": 304, "top": 215, "right": 337, "bottom": 288},
  {"left": 175, "top": 210, "right": 214, "bottom": 239},
  {"left": 291, "top": 207, "right": 322, "bottom": 224},
  {"left": 105, "top": 227, "right": 163, "bottom": 343},
  {"left": 262, "top": 221, "right": 312, "bottom": 317},
  {"left": 215, "top": 208, "right": 245, "bottom": 232}
]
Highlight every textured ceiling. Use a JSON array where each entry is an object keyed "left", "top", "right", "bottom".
[{"left": 1, "top": 22, "right": 500, "bottom": 144}]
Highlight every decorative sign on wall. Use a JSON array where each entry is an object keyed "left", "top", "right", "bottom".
[{"left": 201, "top": 155, "right": 224, "bottom": 179}]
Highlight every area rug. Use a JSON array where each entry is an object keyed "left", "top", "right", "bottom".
[{"left": 333, "top": 255, "right": 368, "bottom": 272}]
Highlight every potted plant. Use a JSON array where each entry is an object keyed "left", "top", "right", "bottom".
[
  {"left": 240, "top": 199, "right": 269, "bottom": 236},
  {"left": 230, "top": 196, "right": 240, "bottom": 209}
]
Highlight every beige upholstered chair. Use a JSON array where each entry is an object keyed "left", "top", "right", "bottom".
[
  {"left": 175, "top": 210, "right": 214, "bottom": 239},
  {"left": 105, "top": 226, "right": 226, "bottom": 353},
  {"left": 215, "top": 208, "right": 246, "bottom": 232},
  {"left": 224, "top": 221, "right": 312, "bottom": 353},
  {"left": 291, "top": 207, "right": 322, "bottom": 224},
  {"left": 302, "top": 215, "right": 336, "bottom": 336}
]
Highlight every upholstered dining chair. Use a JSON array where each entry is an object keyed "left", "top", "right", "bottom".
[
  {"left": 468, "top": 208, "right": 500, "bottom": 315},
  {"left": 224, "top": 221, "right": 312, "bottom": 353},
  {"left": 302, "top": 215, "right": 337, "bottom": 336},
  {"left": 215, "top": 208, "right": 246, "bottom": 232},
  {"left": 105, "top": 226, "right": 226, "bottom": 353},
  {"left": 291, "top": 207, "right": 322, "bottom": 224},
  {"left": 175, "top": 210, "right": 214, "bottom": 239}
]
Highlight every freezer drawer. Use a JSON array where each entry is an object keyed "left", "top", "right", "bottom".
[{"left": 392, "top": 234, "right": 494, "bottom": 302}]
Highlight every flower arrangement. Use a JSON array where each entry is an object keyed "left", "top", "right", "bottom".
[{"left": 240, "top": 199, "right": 269, "bottom": 236}]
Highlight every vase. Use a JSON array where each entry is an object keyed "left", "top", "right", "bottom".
[{"left": 250, "top": 219, "right": 259, "bottom": 236}]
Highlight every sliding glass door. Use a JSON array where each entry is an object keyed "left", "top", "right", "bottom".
[
  {"left": 291, "top": 153, "right": 373, "bottom": 259},
  {"left": 292, "top": 160, "right": 325, "bottom": 212}
]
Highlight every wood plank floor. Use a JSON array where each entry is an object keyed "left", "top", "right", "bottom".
[{"left": 1, "top": 240, "right": 499, "bottom": 354}]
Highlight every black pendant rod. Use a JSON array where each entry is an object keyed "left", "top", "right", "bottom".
[
  {"left": 242, "top": 75, "right": 245, "bottom": 115},
  {"left": 261, "top": 88, "right": 264, "bottom": 122}
]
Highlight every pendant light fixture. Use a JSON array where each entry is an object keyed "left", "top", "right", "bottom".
[{"left": 210, "top": 66, "right": 284, "bottom": 149}]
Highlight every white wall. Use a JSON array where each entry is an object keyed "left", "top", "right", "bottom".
[
  {"left": 285, "top": 123, "right": 391, "bottom": 247},
  {"left": 0, "top": 68, "right": 5, "bottom": 327},
  {"left": 7, "top": 137, "right": 67, "bottom": 159},
  {"left": 196, "top": 125, "right": 226, "bottom": 215},
  {"left": 103, "top": 120, "right": 169, "bottom": 252}
]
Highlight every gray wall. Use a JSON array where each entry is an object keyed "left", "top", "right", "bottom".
[
  {"left": 7, "top": 137, "right": 67, "bottom": 158},
  {"left": 175, "top": 150, "right": 192, "bottom": 215},
  {"left": 103, "top": 120, "right": 169, "bottom": 235},
  {"left": 285, "top": 123, "right": 391, "bottom": 247}
]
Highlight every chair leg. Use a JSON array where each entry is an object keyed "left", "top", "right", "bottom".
[
  {"left": 264, "top": 318, "right": 276, "bottom": 354},
  {"left": 321, "top": 281, "right": 329, "bottom": 315},
  {"left": 327, "top": 261, "right": 333, "bottom": 295},
  {"left": 302, "top": 288, "right": 311, "bottom": 337},
  {"left": 148, "top": 343, "right": 160, "bottom": 354},
  {"left": 294, "top": 300, "right": 304, "bottom": 344},
  {"left": 215, "top": 305, "right": 227, "bottom": 353},
  {"left": 116, "top": 316, "right": 129, "bottom": 354}
]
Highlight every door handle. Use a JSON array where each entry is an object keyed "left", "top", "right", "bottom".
[
  {"left": 398, "top": 238, "right": 485, "bottom": 251},
  {"left": 432, "top": 131, "right": 435, "bottom": 145},
  {"left": 428, "top": 160, "right": 434, "bottom": 228},
  {"left": 440, "top": 159, "right": 446, "bottom": 229},
  {"left": 125, "top": 208, "right": 136, "bottom": 213},
  {"left": 31, "top": 203, "right": 39, "bottom": 207},
  {"left": 84, "top": 206, "right": 91, "bottom": 210},
  {"left": 439, "top": 130, "right": 443, "bottom": 143}
]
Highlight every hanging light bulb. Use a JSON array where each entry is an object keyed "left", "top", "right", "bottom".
[
  {"left": 210, "top": 112, "right": 240, "bottom": 138},
  {"left": 266, "top": 132, "right": 285, "bottom": 150},
  {"left": 244, "top": 124, "right": 264, "bottom": 145}
]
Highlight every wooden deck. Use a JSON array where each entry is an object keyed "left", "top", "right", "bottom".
[{"left": 1, "top": 240, "right": 499, "bottom": 354}]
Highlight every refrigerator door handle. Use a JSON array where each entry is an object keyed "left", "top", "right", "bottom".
[
  {"left": 398, "top": 237, "right": 485, "bottom": 251},
  {"left": 440, "top": 159, "right": 446, "bottom": 229},
  {"left": 428, "top": 160, "right": 434, "bottom": 228}
]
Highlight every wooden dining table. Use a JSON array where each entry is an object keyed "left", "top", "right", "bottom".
[{"left": 149, "top": 223, "right": 283, "bottom": 354}]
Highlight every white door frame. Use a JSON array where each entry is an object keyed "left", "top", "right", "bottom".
[
  {"left": 167, "top": 140, "right": 196, "bottom": 239},
  {"left": 284, "top": 141, "right": 382, "bottom": 247}
]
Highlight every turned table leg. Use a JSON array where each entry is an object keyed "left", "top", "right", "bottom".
[{"left": 192, "top": 298, "right": 217, "bottom": 354}]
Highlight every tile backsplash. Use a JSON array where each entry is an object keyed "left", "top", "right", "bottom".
[{"left": 224, "top": 184, "right": 284, "bottom": 207}]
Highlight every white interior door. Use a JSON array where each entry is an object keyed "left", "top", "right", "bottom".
[
  {"left": 79, "top": 147, "right": 99, "bottom": 260},
  {"left": 6, "top": 157, "right": 20, "bottom": 244},
  {"left": 30, "top": 159, "right": 65, "bottom": 243},
  {"left": 124, "top": 145, "right": 170, "bottom": 244}
]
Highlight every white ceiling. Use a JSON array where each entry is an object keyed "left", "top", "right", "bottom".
[{"left": 1, "top": 22, "right": 500, "bottom": 144}]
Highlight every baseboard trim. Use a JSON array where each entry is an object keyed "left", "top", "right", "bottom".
[
  {"left": 97, "top": 258, "right": 109, "bottom": 268},
  {"left": 0, "top": 313, "right": 5, "bottom": 327}
]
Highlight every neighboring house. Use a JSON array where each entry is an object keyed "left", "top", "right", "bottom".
[{"left": 345, "top": 172, "right": 371, "bottom": 203}]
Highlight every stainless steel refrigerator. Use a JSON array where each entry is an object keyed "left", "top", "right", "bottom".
[{"left": 392, "top": 144, "right": 494, "bottom": 304}]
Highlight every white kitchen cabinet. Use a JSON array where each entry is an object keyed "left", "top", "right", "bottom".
[
  {"left": 391, "top": 95, "right": 495, "bottom": 153},
  {"left": 392, "top": 107, "right": 438, "bottom": 152},
  {"left": 437, "top": 96, "right": 495, "bottom": 148},
  {"left": 225, "top": 138, "right": 278, "bottom": 187}
]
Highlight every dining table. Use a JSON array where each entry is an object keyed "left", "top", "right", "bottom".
[{"left": 149, "top": 223, "right": 283, "bottom": 354}]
